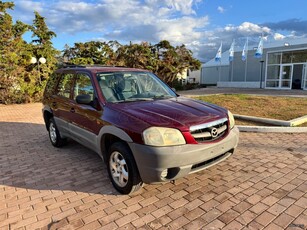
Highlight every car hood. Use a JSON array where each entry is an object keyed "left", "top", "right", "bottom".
[{"left": 107, "top": 97, "right": 227, "bottom": 132}]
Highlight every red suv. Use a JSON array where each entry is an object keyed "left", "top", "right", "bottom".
[{"left": 42, "top": 66, "right": 239, "bottom": 194}]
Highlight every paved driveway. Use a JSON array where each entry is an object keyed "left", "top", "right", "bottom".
[{"left": 0, "top": 103, "right": 306, "bottom": 230}]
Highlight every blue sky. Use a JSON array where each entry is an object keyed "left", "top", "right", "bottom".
[{"left": 6, "top": 0, "right": 307, "bottom": 61}]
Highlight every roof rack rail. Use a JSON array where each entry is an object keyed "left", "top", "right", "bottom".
[
  {"left": 60, "top": 63, "right": 86, "bottom": 68},
  {"left": 59, "top": 63, "right": 129, "bottom": 68},
  {"left": 82, "top": 65, "right": 129, "bottom": 68},
  {"left": 85, "top": 65, "right": 113, "bottom": 67}
]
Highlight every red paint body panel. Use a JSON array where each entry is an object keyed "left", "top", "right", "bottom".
[{"left": 101, "top": 97, "right": 227, "bottom": 144}]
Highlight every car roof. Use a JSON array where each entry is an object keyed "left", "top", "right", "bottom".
[{"left": 55, "top": 65, "right": 150, "bottom": 74}]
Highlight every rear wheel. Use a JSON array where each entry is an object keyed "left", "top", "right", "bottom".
[
  {"left": 48, "top": 118, "right": 66, "bottom": 147},
  {"left": 107, "top": 142, "right": 143, "bottom": 194}
]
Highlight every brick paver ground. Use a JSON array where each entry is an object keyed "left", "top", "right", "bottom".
[{"left": 0, "top": 103, "right": 306, "bottom": 230}]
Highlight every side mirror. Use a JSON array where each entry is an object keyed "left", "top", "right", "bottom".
[{"left": 76, "top": 94, "right": 92, "bottom": 105}]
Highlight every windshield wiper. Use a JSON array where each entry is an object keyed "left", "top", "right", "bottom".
[
  {"left": 116, "top": 98, "right": 154, "bottom": 103},
  {"left": 152, "top": 94, "right": 173, "bottom": 99}
]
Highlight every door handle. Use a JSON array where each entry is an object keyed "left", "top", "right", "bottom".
[{"left": 70, "top": 108, "right": 75, "bottom": 113}]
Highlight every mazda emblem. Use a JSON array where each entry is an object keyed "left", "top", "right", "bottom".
[{"left": 211, "top": 128, "right": 218, "bottom": 138}]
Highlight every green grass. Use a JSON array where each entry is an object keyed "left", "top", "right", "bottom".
[{"left": 196, "top": 94, "right": 307, "bottom": 125}]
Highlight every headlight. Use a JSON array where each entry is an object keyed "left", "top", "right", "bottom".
[
  {"left": 143, "top": 127, "right": 186, "bottom": 146},
  {"left": 228, "top": 111, "right": 235, "bottom": 129}
]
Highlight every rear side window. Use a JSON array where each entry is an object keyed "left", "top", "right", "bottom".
[
  {"left": 44, "top": 73, "right": 60, "bottom": 97},
  {"left": 73, "top": 73, "right": 94, "bottom": 101},
  {"left": 56, "top": 73, "right": 74, "bottom": 98}
]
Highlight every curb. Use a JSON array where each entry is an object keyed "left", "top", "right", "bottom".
[
  {"left": 234, "top": 114, "right": 307, "bottom": 127},
  {"left": 234, "top": 114, "right": 289, "bottom": 126},
  {"left": 290, "top": 115, "right": 307, "bottom": 126},
  {"left": 237, "top": 125, "right": 307, "bottom": 133}
]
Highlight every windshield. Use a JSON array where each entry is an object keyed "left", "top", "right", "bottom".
[{"left": 97, "top": 71, "right": 177, "bottom": 103}]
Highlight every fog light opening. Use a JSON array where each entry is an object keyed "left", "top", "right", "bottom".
[
  {"left": 161, "top": 169, "right": 168, "bottom": 179},
  {"left": 160, "top": 167, "right": 180, "bottom": 180}
]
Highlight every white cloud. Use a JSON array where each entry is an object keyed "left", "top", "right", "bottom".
[
  {"left": 13, "top": 0, "right": 203, "bottom": 32},
  {"left": 155, "top": 16, "right": 209, "bottom": 43},
  {"left": 166, "top": 0, "right": 196, "bottom": 15},
  {"left": 8, "top": 1, "right": 43, "bottom": 22},
  {"left": 217, "top": 6, "right": 225, "bottom": 14},
  {"left": 274, "top": 33, "right": 286, "bottom": 40},
  {"left": 145, "top": 0, "right": 200, "bottom": 15},
  {"left": 238, "top": 22, "right": 271, "bottom": 35},
  {"left": 12, "top": 0, "right": 208, "bottom": 45}
]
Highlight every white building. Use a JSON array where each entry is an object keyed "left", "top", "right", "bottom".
[
  {"left": 187, "top": 69, "right": 201, "bottom": 83},
  {"left": 201, "top": 38, "right": 307, "bottom": 90}
]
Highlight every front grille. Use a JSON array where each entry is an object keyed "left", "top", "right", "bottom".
[{"left": 190, "top": 118, "right": 228, "bottom": 143}]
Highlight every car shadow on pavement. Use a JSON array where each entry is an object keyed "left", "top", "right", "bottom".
[{"left": 0, "top": 121, "right": 120, "bottom": 195}]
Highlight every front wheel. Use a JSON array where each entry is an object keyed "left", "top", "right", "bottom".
[
  {"left": 48, "top": 118, "right": 66, "bottom": 147},
  {"left": 107, "top": 142, "right": 143, "bottom": 194}
]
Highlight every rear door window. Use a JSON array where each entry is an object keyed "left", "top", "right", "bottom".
[
  {"left": 44, "top": 73, "right": 60, "bottom": 97},
  {"left": 56, "top": 73, "right": 74, "bottom": 98}
]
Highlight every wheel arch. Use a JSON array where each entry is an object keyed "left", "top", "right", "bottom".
[
  {"left": 43, "top": 109, "right": 53, "bottom": 131},
  {"left": 98, "top": 126, "right": 133, "bottom": 161}
]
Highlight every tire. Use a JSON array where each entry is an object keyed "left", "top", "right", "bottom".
[
  {"left": 107, "top": 142, "right": 143, "bottom": 194},
  {"left": 48, "top": 117, "right": 66, "bottom": 147}
]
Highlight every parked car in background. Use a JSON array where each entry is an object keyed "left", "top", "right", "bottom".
[{"left": 42, "top": 65, "right": 239, "bottom": 194}]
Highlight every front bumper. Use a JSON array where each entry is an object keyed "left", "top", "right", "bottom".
[{"left": 129, "top": 126, "right": 239, "bottom": 184}]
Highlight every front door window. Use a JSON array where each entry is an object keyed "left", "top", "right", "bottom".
[{"left": 74, "top": 73, "right": 94, "bottom": 101}]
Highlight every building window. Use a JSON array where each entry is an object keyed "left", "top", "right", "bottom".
[
  {"left": 267, "top": 66, "right": 280, "bottom": 80},
  {"left": 268, "top": 53, "right": 281, "bottom": 65},
  {"left": 266, "top": 49, "right": 307, "bottom": 89}
]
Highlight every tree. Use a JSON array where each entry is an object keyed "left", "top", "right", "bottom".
[
  {"left": 0, "top": 1, "right": 30, "bottom": 103},
  {"left": 27, "top": 11, "right": 59, "bottom": 101},
  {"left": 115, "top": 40, "right": 201, "bottom": 84},
  {"left": 62, "top": 40, "right": 200, "bottom": 85},
  {"left": 153, "top": 40, "right": 201, "bottom": 84},
  {"left": 115, "top": 42, "right": 156, "bottom": 71},
  {"left": 62, "top": 41, "right": 116, "bottom": 65}
]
